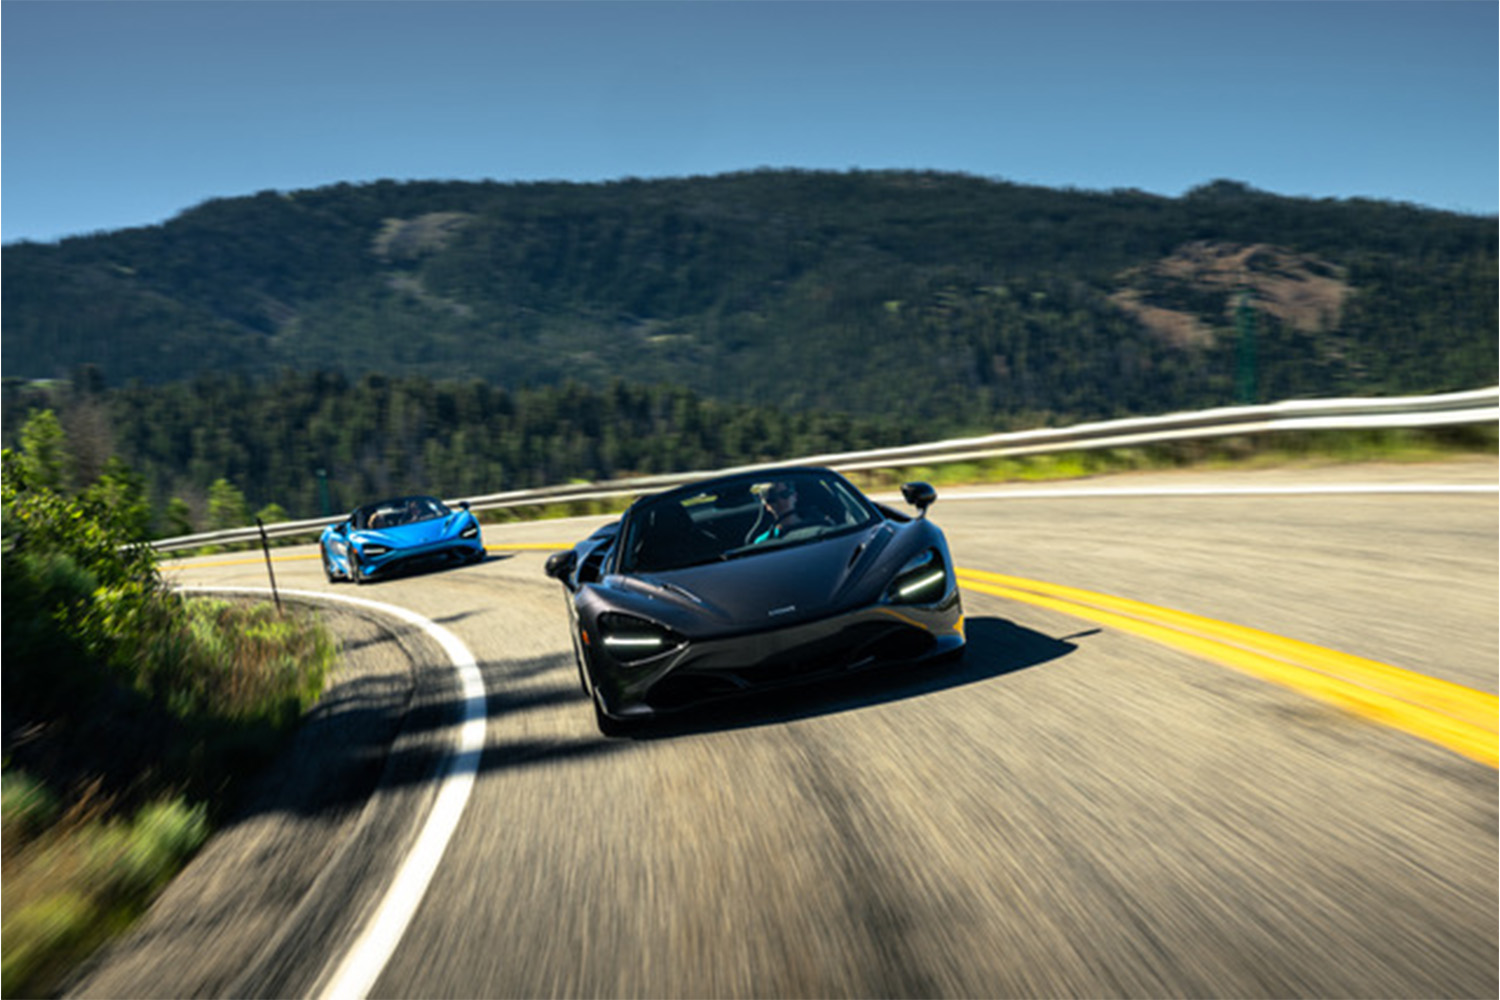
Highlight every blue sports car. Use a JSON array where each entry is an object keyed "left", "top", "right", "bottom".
[{"left": 320, "top": 495, "right": 485, "bottom": 584}]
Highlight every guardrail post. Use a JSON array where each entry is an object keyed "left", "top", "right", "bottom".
[{"left": 256, "top": 517, "right": 282, "bottom": 614}]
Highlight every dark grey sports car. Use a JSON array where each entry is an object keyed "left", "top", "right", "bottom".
[{"left": 544, "top": 466, "right": 965, "bottom": 734}]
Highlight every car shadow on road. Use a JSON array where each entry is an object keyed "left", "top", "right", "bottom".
[
  {"left": 217, "top": 617, "right": 1079, "bottom": 827},
  {"left": 636, "top": 615, "right": 1078, "bottom": 739},
  {"left": 325, "top": 551, "right": 501, "bottom": 587}
]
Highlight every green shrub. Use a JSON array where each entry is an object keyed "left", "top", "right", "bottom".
[
  {"left": 1, "top": 794, "right": 209, "bottom": 997},
  {"left": 2, "top": 770, "right": 61, "bottom": 847},
  {"left": 2, "top": 450, "right": 337, "bottom": 996}
]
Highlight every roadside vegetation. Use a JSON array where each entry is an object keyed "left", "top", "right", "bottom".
[{"left": 1, "top": 442, "right": 337, "bottom": 997}]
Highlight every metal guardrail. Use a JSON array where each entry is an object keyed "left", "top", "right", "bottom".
[{"left": 150, "top": 387, "right": 1499, "bottom": 553}]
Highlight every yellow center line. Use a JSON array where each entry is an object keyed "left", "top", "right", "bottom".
[{"left": 957, "top": 567, "right": 1498, "bottom": 768}]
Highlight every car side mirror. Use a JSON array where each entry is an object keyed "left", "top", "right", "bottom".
[
  {"left": 901, "top": 481, "right": 937, "bottom": 517},
  {"left": 545, "top": 549, "right": 578, "bottom": 582}
]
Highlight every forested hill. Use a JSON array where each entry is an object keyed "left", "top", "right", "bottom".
[{"left": 4, "top": 170, "right": 1496, "bottom": 430}]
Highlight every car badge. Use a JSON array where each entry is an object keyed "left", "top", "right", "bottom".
[{"left": 768, "top": 604, "right": 797, "bottom": 617}]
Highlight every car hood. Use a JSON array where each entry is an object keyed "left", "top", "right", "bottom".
[{"left": 613, "top": 524, "right": 898, "bottom": 630}]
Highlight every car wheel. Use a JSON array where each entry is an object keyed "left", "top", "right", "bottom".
[
  {"left": 322, "top": 545, "right": 340, "bottom": 584},
  {"left": 351, "top": 555, "right": 368, "bottom": 585}
]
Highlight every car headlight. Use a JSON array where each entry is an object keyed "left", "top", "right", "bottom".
[
  {"left": 461, "top": 522, "right": 480, "bottom": 539},
  {"left": 595, "top": 613, "right": 684, "bottom": 665},
  {"left": 361, "top": 543, "right": 392, "bottom": 557},
  {"left": 889, "top": 548, "right": 947, "bottom": 604}
]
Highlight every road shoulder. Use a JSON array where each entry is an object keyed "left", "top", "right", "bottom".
[{"left": 65, "top": 601, "right": 440, "bottom": 999}]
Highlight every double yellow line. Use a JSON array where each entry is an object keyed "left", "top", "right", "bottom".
[{"left": 957, "top": 568, "right": 1499, "bottom": 768}]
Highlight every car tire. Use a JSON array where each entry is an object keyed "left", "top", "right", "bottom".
[
  {"left": 322, "top": 545, "right": 340, "bottom": 584},
  {"left": 351, "top": 555, "right": 368, "bottom": 585}
]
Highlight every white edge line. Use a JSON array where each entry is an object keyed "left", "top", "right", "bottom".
[
  {"left": 178, "top": 586, "right": 486, "bottom": 1000},
  {"left": 916, "top": 483, "right": 1499, "bottom": 502}
]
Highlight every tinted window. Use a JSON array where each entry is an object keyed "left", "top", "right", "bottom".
[
  {"left": 357, "top": 496, "right": 449, "bottom": 530},
  {"left": 620, "top": 470, "right": 877, "bottom": 573}
]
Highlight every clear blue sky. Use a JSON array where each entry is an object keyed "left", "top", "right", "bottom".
[{"left": 3, "top": 0, "right": 1495, "bottom": 244}]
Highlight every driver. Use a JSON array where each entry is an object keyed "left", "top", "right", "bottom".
[{"left": 750, "top": 480, "right": 810, "bottom": 544}]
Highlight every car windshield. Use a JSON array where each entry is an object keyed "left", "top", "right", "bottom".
[
  {"left": 356, "top": 496, "right": 449, "bottom": 530},
  {"left": 619, "top": 470, "right": 878, "bottom": 574}
]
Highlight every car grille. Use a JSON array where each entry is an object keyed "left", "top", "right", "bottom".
[{"left": 641, "top": 620, "right": 935, "bottom": 711}]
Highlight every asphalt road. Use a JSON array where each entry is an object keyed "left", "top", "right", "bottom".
[{"left": 72, "top": 460, "right": 1498, "bottom": 999}]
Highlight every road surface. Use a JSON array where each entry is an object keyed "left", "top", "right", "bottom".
[{"left": 72, "top": 460, "right": 1498, "bottom": 998}]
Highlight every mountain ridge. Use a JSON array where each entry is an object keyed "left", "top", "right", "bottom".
[{"left": 4, "top": 170, "right": 1494, "bottom": 430}]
